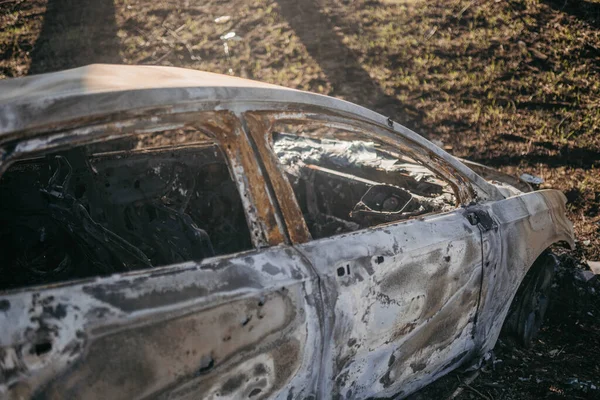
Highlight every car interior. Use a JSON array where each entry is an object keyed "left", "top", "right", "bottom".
[
  {"left": 271, "top": 131, "right": 456, "bottom": 239},
  {"left": 0, "top": 129, "right": 253, "bottom": 290}
]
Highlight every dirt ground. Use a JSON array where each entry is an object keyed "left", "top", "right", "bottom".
[{"left": 1, "top": 0, "right": 599, "bottom": 398}]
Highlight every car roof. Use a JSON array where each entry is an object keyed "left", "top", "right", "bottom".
[
  {"left": 0, "top": 64, "right": 287, "bottom": 105},
  {"left": 0, "top": 64, "right": 363, "bottom": 137}
]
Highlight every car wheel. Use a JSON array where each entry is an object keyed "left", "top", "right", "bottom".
[{"left": 501, "top": 251, "right": 559, "bottom": 347}]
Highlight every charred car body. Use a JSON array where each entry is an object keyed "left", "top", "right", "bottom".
[{"left": 0, "top": 65, "right": 574, "bottom": 399}]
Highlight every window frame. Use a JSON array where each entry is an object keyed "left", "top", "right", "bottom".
[
  {"left": 0, "top": 110, "right": 289, "bottom": 284},
  {"left": 243, "top": 109, "right": 478, "bottom": 244}
]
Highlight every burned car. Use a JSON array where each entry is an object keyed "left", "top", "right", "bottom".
[{"left": 0, "top": 65, "right": 574, "bottom": 399}]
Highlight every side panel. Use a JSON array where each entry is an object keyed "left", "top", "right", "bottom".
[
  {"left": 296, "top": 211, "right": 483, "bottom": 399},
  {"left": 475, "top": 190, "right": 575, "bottom": 353},
  {"left": 0, "top": 246, "right": 322, "bottom": 400}
]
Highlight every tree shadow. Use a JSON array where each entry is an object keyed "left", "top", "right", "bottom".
[
  {"left": 275, "top": 0, "right": 425, "bottom": 132},
  {"left": 468, "top": 145, "right": 600, "bottom": 169},
  {"left": 541, "top": 0, "right": 600, "bottom": 29},
  {"left": 29, "top": 0, "right": 121, "bottom": 75}
]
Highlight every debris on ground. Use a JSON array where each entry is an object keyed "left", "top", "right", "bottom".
[
  {"left": 520, "top": 173, "right": 544, "bottom": 186},
  {"left": 214, "top": 15, "right": 231, "bottom": 24}
]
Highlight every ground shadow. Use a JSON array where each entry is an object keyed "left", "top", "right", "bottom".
[
  {"left": 29, "top": 0, "right": 121, "bottom": 75},
  {"left": 541, "top": 0, "right": 600, "bottom": 29},
  {"left": 275, "top": 0, "right": 425, "bottom": 132},
  {"left": 469, "top": 145, "right": 600, "bottom": 169}
]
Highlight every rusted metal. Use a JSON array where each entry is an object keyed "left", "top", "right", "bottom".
[
  {"left": 243, "top": 112, "right": 312, "bottom": 244},
  {"left": 0, "top": 65, "right": 576, "bottom": 399},
  {"left": 197, "top": 111, "right": 287, "bottom": 247}
]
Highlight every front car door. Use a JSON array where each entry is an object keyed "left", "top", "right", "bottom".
[
  {"left": 0, "top": 110, "right": 322, "bottom": 399},
  {"left": 245, "top": 110, "right": 490, "bottom": 399}
]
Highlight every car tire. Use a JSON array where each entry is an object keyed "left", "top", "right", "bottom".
[{"left": 501, "top": 251, "right": 559, "bottom": 347}]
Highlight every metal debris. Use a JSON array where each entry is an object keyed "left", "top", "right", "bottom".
[
  {"left": 520, "top": 173, "right": 544, "bottom": 185},
  {"left": 214, "top": 16, "right": 231, "bottom": 24}
]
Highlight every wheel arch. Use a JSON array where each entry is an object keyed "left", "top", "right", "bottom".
[
  {"left": 474, "top": 190, "right": 574, "bottom": 355},
  {"left": 500, "top": 245, "right": 566, "bottom": 346}
]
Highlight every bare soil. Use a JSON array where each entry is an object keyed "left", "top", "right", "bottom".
[{"left": 1, "top": 0, "right": 599, "bottom": 398}]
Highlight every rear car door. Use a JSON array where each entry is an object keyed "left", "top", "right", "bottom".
[
  {"left": 0, "top": 112, "right": 322, "bottom": 399},
  {"left": 245, "top": 111, "right": 485, "bottom": 399}
]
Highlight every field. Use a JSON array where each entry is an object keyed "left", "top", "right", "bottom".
[{"left": 1, "top": 0, "right": 599, "bottom": 398}]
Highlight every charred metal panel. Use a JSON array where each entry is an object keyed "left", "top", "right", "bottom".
[
  {"left": 0, "top": 246, "right": 323, "bottom": 399},
  {"left": 474, "top": 189, "right": 575, "bottom": 354},
  {"left": 296, "top": 211, "right": 483, "bottom": 399}
]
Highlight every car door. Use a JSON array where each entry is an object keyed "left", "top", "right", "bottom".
[
  {"left": 0, "top": 111, "right": 322, "bottom": 400},
  {"left": 297, "top": 210, "right": 484, "bottom": 399},
  {"left": 244, "top": 110, "right": 486, "bottom": 399}
]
